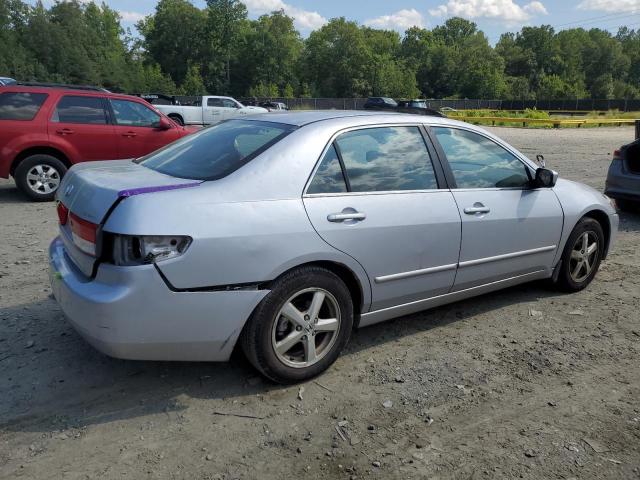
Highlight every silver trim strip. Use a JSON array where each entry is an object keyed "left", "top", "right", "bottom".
[
  {"left": 360, "top": 269, "right": 548, "bottom": 327},
  {"left": 373, "top": 245, "right": 556, "bottom": 284},
  {"left": 374, "top": 263, "right": 457, "bottom": 284},
  {"left": 458, "top": 245, "right": 556, "bottom": 268}
]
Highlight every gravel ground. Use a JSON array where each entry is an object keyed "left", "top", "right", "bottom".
[{"left": 1, "top": 126, "right": 639, "bottom": 480}]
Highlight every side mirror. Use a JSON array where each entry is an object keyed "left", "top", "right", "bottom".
[
  {"left": 156, "top": 117, "right": 172, "bottom": 130},
  {"left": 534, "top": 168, "right": 558, "bottom": 188}
]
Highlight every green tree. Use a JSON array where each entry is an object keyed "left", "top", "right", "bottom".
[
  {"left": 205, "top": 0, "right": 247, "bottom": 93},
  {"left": 137, "top": 0, "right": 206, "bottom": 86}
]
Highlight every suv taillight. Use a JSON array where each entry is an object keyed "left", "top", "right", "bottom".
[{"left": 69, "top": 212, "right": 98, "bottom": 257}]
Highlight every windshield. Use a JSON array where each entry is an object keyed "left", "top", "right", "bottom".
[{"left": 136, "top": 120, "right": 296, "bottom": 180}]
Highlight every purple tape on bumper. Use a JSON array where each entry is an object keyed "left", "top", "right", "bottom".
[{"left": 118, "top": 182, "right": 201, "bottom": 198}]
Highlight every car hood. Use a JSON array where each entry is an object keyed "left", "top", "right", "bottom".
[{"left": 57, "top": 160, "right": 202, "bottom": 225}]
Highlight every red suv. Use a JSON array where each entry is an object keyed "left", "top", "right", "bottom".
[{"left": 0, "top": 83, "right": 195, "bottom": 201}]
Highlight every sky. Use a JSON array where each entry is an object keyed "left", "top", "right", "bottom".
[{"left": 35, "top": 0, "right": 640, "bottom": 42}]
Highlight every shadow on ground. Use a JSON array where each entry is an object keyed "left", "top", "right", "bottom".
[{"left": 0, "top": 280, "right": 565, "bottom": 435}]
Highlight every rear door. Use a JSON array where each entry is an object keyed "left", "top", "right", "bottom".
[
  {"left": 49, "top": 94, "right": 118, "bottom": 161},
  {"left": 109, "top": 98, "right": 180, "bottom": 159},
  {"left": 430, "top": 126, "right": 563, "bottom": 291},
  {"left": 303, "top": 125, "right": 461, "bottom": 312}
]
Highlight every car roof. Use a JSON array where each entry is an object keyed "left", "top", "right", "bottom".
[
  {"left": 242, "top": 110, "right": 462, "bottom": 127},
  {"left": 0, "top": 84, "right": 155, "bottom": 102}
]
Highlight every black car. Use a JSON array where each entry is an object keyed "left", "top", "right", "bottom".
[
  {"left": 605, "top": 139, "right": 640, "bottom": 211},
  {"left": 363, "top": 97, "right": 398, "bottom": 110}
]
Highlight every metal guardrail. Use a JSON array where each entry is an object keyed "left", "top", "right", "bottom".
[{"left": 452, "top": 116, "right": 637, "bottom": 128}]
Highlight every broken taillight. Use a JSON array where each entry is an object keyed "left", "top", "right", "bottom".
[
  {"left": 69, "top": 212, "right": 98, "bottom": 257},
  {"left": 57, "top": 202, "right": 69, "bottom": 225}
]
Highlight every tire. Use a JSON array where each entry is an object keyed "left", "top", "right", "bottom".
[
  {"left": 14, "top": 154, "right": 67, "bottom": 202},
  {"left": 168, "top": 114, "right": 184, "bottom": 126},
  {"left": 614, "top": 198, "right": 639, "bottom": 212},
  {"left": 240, "top": 266, "right": 354, "bottom": 384},
  {"left": 555, "top": 217, "right": 605, "bottom": 292}
]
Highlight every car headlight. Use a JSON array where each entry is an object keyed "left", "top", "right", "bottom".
[{"left": 110, "top": 235, "right": 192, "bottom": 266}]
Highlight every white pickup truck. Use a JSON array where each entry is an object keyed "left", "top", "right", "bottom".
[{"left": 154, "top": 96, "right": 268, "bottom": 126}]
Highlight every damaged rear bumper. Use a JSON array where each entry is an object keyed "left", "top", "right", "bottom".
[{"left": 49, "top": 236, "right": 268, "bottom": 362}]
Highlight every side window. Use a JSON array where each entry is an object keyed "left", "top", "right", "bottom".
[
  {"left": 335, "top": 126, "right": 438, "bottom": 192},
  {"left": 53, "top": 95, "right": 108, "bottom": 124},
  {"left": 0, "top": 92, "right": 48, "bottom": 121},
  {"left": 110, "top": 99, "right": 160, "bottom": 127},
  {"left": 207, "top": 98, "right": 224, "bottom": 107},
  {"left": 433, "top": 127, "right": 530, "bottom": 189},
  {"left": 222, "top": 99, "right": 239, "bottom": 109},
  {"left": 308, "top": 145, "right": 347, "bottom": 194}
]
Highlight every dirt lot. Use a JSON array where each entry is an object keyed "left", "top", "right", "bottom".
[{"left": 1, "top": 126, "right": 639, "bottom": 480}]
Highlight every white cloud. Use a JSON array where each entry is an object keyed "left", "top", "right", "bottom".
[
  {"left": 577, "top": 0, "right": 640, "bottom": 12},
  {"left": 364, "top": 8, "right": 425, "bottom": 31},
  {"left": 242, "top": 0, "right": 327, "bottom": 31},
  {"left": 429, "top": 0, "right": 548, "bottom": 22},
  {"left": 119, "top": 10, "right": 146, "bottom": 23}
]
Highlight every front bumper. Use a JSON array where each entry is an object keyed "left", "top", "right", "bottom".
[{"left": 49, "top": 237, "right": 269, "bottom": 361}]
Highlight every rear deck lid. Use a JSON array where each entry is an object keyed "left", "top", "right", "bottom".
[{"left": 57, "top": 160, "right": 200, "bottom": 277}]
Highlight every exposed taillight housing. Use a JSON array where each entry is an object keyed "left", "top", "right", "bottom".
[
  {"left": 109, "top": 235, "right": 192, "bottom": 266},
  {"left": 69, "top": 212, "right": 99, "bottom": 257}
]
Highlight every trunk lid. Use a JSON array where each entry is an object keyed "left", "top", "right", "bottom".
[{"left": 57, "top": 160, "right": 200, "bottom": 277}]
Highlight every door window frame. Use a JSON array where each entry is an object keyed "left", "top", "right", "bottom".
[
  {"left": 303, "top": 123, "right": 449, "bottom": 197},
  {"left": 424, "top": 124, "right": 537, "bottom": 191},
  {"left": 107, "top": 98, "right": 162, "bottom": 129},
  {"left": 50, "top": 94, "right": 111, "bottom": 125}
]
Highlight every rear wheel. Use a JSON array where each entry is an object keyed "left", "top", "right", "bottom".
[
  {"left": 15, "top": 154, "right": 67, "bottom": 202},
  {"left": 240, "top": 266, "right": 353, "bottom": 384},
  {"left": 168, "top": 114, "right": 184, "bottom": 126},
  {"left": 555, "top": 217, "right": 604, "bottom": 292}
]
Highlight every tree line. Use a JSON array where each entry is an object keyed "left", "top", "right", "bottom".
[{"left": 1, "top": 0, "right": 639, "bottom": 100}]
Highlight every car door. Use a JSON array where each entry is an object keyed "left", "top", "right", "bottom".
[
  {"left": 204, "top": 97, "right": 225, "bottom": 124},
  {"left": 49, "top": 94, "right": 119, "bottom": 161},
  {"left": 303, "top": 125, "right": 461, "bottom": 312},
  {"left": 430, "top": 126, "right": 563, "bottom": 291},
  {"left": 220, "top": 98, "right": 243, "bottom": 119},
  {"left": 109, "top": 98, "right": 180, "bottom": 159}
]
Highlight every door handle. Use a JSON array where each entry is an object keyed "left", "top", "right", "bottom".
[
  {"left": 464, "top": 206, "right": 491, "bottom": 215},
  {"left": 55, "top": 128, "right": 74, "bottom": 135},
  {"left": 327, "top": 212, "right": 366, "bottom": 222},
  {"left": 122, "top": 131, "right": 137, "bottom": 138}
]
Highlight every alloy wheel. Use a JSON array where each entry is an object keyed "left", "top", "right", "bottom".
[
  {"left": 569, "top": 231, "right": 599, "bottom": 283},
  {"left": 271, "top": 288, "right": 341, "bottom": 368},
  {"left": 26, "top": 164, "right": 61, "bottom": 195}
]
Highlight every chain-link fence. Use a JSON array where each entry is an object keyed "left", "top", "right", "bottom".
[{"left": 233, "top": 97, "right": 640, "bottom": 112}]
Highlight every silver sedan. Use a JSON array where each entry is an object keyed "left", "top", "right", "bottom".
[{"left": 49, "top": 111, "right": 618, "bottom": 383}]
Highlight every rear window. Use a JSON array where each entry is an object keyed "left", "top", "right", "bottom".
[
  {"left": 0, "top": 92, "right": 48, "bottom": 121},
  {"left": 136, "top": 120, "right": 296, "bottom": 180}
]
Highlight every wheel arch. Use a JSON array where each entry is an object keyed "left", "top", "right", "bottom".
[
  {"left": 11, "top": 147, "right": 71, "bottom": 176},
  {"left": 582, "top": 209, "right": 612, "bottom": 258},
  {"left": 264, "top": 260, "right": 367, "bottom": 325},
  {"left": 167, "top": 113, "right": 184, "bottom": 125}
]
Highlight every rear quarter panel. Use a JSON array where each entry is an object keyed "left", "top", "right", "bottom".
[
  {"left": 0, "top": 90, "right": 58, "bottom": 178},
  {"left": 102, "top": 186, "right": 372, "bottom": 308}
]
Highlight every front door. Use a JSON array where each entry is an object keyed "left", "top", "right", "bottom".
[
  {"left": 109, "top": 98, "right": 180, "bottom": 159},
  {"left": 431, "top": 126, "right": 563, "bottom": 291},
  {"left": 303, "top": 126, "right": 461, "bottom": 312}
]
